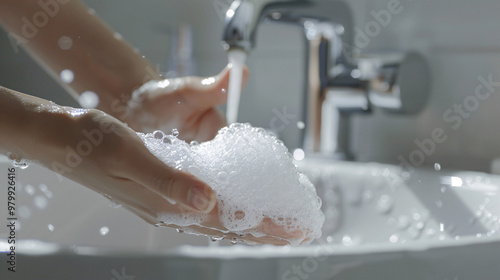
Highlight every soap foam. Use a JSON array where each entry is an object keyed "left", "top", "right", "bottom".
[{"left": 138, "top": 123, "right": 325, "bottom": 245}]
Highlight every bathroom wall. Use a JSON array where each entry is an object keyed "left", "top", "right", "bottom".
[
  {"left": 348, "top": 0, "right": 500, "bottom": 173},
  {"left": 1, "top": 0, "right": 500, "bottom": 173}
]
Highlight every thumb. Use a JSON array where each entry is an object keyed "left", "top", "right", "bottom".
[{"left": 128, "top": 151, "right": 217, "bottom": 213}]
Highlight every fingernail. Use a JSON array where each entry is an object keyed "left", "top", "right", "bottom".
[{"left": 189, "top": 187, "right": 216, "bottom": 213}]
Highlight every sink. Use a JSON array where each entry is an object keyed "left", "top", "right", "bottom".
[{"left": 1, "top": 155, "right": 500, "bottom": 280}]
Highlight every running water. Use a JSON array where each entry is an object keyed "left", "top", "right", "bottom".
[{"left": 226, "top": 49, "right": 247, "bottom": 124}]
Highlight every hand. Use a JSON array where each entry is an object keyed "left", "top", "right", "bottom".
[
  {"left": 26, "top": 107, "right": 217, "bottom": 215},
  {"left": 28, "top": 107, "right": 305, "bottom": 245},
  {"left": 124, "top": 65, "right": 249, "bottom": 142}
]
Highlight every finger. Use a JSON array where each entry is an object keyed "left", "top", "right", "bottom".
[{"left": 125, "top": 148, "right": 217, "bottom": 213}]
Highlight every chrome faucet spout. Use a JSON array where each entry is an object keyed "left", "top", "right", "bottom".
[
  {"left": 221, "top": 0, "right": 255, "bottom": 52},
  {"left": 221, "top": 0, "right": 309, "bottom": 52}
]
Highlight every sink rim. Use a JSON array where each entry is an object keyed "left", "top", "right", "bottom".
[{"left": 7, "top": 232, "right": 500, "bottom": 259}]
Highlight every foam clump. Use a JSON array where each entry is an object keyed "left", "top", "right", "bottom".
[{"left": 137, "top": 123, "right": 325, "bottom": 245}]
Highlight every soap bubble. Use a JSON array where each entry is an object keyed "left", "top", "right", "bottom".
[
  {"left": 58, "top": 36, "right": 73, "bottom": 50},
  {"left": 78, "top": 91, "right": 99, "bottom": 109},
  {"left": 60, "top": 69, "right": 74, "bottom": 84},
  {"left": 297, "top": 121, "right": 305, "bottom": 129},
  {"left": 137, "top": 123, "right": 325, "bottom": 245},
  {"left": 153, "top": 130, "right": 164, "bottom": 139}
]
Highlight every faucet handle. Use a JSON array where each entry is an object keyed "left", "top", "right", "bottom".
[{"left": 358, "top": 52, "right": 430, "bottom": 115}]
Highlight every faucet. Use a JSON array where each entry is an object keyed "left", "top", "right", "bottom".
[{"left": 222, "top": 0, "right": 429, "bottom": 160}]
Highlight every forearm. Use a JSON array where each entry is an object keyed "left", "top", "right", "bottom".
[
  {"left": 0, "top": 0, "right": 160, "bottom": 120},
  {"left": 0, "top": 85, "right": 76, "bottom": 162}
]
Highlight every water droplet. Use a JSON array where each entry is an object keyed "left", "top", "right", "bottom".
[
  {"left": 376, "top": 195, "right": 394, "bottom": 214},
  {"left": 341, "top": 235, "right": 353, "bottom": 246},
  {"left": 58, "top": 36, "right": 73, "bottom": 50},
  {"left": 109, "top": 200, "right": 122, "bottom": 209},
  {"left": 9, "top": 158, "right": 30, "bottom": 169},
  {"left": 389, "top": 234, "right": 399, "bottom": 243},
  {"left": 293, "top": 149, "right": 305, "bottom": 161},
  {"left": 171, "top": 129, "right": 179, "bottom": 137},
  {"left": 39, "top": 184, "right": 47, "bottom": 192},
  {"left": 176, "top": 229, "right": 184, "bottom": 233},
  {"left": 221, "top": 88, "right": 227, "bottom": 93},
  {"left": 60, "top": 69, "right": 74, "bottom": 84},
  {"left": 99, "top": 226, "right": 109, "bottom": 236},
  {"left": 434, "top": 163, "right": 441, "bottom": 171},
  {"left": 114, "top": 32, "right": 123, "bottom": 40},
  {"left": 165, "top": 197, "right": 177, "bottom": 205},
  {"left": 78, "top": 91, "right": 99, "bottom": 109},
  {"left": 230, "top": 240, "right": 237, "bottom": 245},
  {"left": 34, "top": 195, "right": 48, "bottom": 209},
  {"left": 297, "top": 121, "right": 305, "bottom": 129},
  {"left": 190, "top": 141, "right": 199, "bottom": 146},
  {"left": 48, "top": 224, "right": 54, "bottom": 232},
  {"left": 24, "top": 184, "right": 35, "bottom": 195},
  {"left": 210, "top": 236, "right": 223, "bottom": 242}
]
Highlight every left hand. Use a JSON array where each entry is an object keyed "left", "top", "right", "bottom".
[{"left": 125, "top": 65, "right": 249, "bottom": 142}]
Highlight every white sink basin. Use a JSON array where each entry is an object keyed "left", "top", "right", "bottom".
[{"left": 1, "top": 156, "right": 499, "bottom": 279}]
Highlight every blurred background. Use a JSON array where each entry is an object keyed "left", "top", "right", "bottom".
[{"left": 1, "top": 0, "right": 500, "bottom": 173}]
